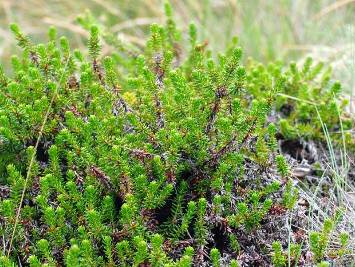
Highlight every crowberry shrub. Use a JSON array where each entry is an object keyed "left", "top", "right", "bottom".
[{"left": 0, "top": 2, "right": 353, "bottom": 266}]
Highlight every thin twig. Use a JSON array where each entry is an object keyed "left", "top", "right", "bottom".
[
  {"left": 153, "top": 54, "right": 166, "bottom": 130},
  {"left": 205, "top": 86, "right": 227, "bottom": 135},
  {"left": 204, "top": 117, "right": 257, "bottom": 170}
]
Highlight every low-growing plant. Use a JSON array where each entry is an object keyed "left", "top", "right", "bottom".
[
  {"left": 309, "top": 210, "right": 350, "bottom": 264},
  {"left": 271, "top": 241, "right": 287, "bottom": 267},
  {"left": 247, "top": 57, "right": 354, "bottom": 150},
  {"left": 0, "top": 2, "right": 353, "bottom": 266},
  {"left": 271, "top": 240, "right": 302, "bottom": 267}
]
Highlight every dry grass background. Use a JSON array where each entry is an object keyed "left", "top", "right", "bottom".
[{"left": 0, "top": 0, "right": 354, "bottom": 262}]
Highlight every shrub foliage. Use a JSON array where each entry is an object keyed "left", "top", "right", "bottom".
[{"left": 0, "top": 3, "right": 353, "bottom": 266}]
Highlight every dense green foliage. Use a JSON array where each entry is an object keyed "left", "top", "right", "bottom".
[{"left": 0, "top": 3, "right": 353, "bottom": 266}]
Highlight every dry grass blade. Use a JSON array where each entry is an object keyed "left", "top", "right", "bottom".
[
  {"left": 42, "top": 17, "right": 89, "bottom": 37},
  {"left": 313, "top": 0, "right": 355, "bottom": 20},
  {"left": 111, "top": 17, "right": 158, "bottom": 32},
  {"left": 281, "top": 92, "right": 355, "bottom": 261},
  {"left": 90, "top": 0, "right": 121, "bottom": 17},
  {"left": 6, "top": 58, "right": 70, "bottom": 257}
]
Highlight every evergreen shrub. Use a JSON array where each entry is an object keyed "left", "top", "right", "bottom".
[{"left": 0, "top": 3, "right": 353, "bottom": 266}]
